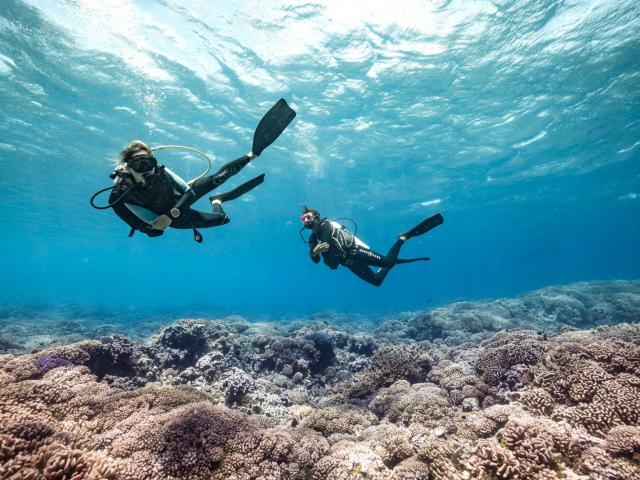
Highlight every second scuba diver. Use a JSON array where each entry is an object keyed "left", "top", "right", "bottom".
[
  {"left": 93, "top": 99, "right": 296, "bottom": 242},
  {"left": 300, "top": 207, "right": 444, "bottom": 286}
]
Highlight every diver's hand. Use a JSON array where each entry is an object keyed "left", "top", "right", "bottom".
[
  {"left": 151, "top": 215, "right": 172, "bottom": 230},
  {"left": 313, "top": 241, "right": 330, "bottom": 255}
]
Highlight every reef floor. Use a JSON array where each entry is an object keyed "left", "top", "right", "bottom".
[{"left": 1, "top": 280, "right": 639, "bottom": 479}]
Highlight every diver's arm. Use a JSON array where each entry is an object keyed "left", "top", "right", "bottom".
[
  {"left": 309, "top": 234, "right": 321, "bottom": 263},
  {"left": 152, "top": 188, "right": 197, "bottom": 229},
  {"left": 172, "top": 189, "right": 197, "bottom": 214},
  {"left": 160, "top": 168, "right": 197, "bottom": 221}
]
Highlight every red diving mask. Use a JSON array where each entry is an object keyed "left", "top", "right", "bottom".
[{"left": 300, "top": 213, "right": 315, "bottom": 224}]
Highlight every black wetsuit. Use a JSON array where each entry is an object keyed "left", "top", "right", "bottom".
[
  {"left": 308, "top": 220, "right": 405, "bottom": 287},
  {"left": 110, "top": 154, "right": 252, "bottom": 237}
]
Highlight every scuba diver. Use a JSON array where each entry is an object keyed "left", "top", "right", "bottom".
[
  {"left": 91, "top": 99, "right": 296, "bottom": 242},
  {"left": 300, "top": 207, "right": 444, "bottom": 286}
]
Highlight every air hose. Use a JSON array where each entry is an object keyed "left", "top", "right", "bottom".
[{"left": 150, "top": 145, "right": 212, "bottom": 185}]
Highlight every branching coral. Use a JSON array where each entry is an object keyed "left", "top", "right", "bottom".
[{"left": 341, "top": 345, "right": 432, "bottom": 399}]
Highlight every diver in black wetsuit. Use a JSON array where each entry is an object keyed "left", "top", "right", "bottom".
[
  {"left": 109, "top": 141, "right": 264, "bottom": 242},
  {"left": 300, "top": 207, "right": 444, "bottom": 287},
  {"left": 96, "top": 98, "right": 296, "bottom": 242}
]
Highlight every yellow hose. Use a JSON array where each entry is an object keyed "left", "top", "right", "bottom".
[{"left": 150, "top": 145, "right": 212, "bottom": 185}]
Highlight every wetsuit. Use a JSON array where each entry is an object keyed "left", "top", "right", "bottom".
[
  {"left": 110, "top": 154, "right": 252, "bottom": 237},
  {"left": 308, "top": 220, "right": 405, "bottom": 287}
]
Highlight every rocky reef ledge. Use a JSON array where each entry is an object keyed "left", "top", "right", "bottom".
[{"left": 1, "top": 280, "right": 639, "bottom": 479}]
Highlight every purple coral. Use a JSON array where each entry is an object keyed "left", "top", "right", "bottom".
[{"left": 35, "top": 355, "right": 73, "bottom": 373}]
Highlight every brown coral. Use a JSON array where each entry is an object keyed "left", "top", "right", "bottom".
[
  {"left": 605, "top": 425, "right": 640, "bottom": 456},
  {"left": 342, "top": 344, "right": 432, "bottom": 399},
  {"left": 470, "top": 417, "right": 588, "bottom": 479},
  {"left": 475, "top": 334, "right": 545, "bottom": 386},
  {"left": 392, "top": 456, "right": 430, "bottom": 480},
  {"left": 520, "top": 387, "right": 555, "bottom": 415},
  {"left": 368, "top": 381, "right": 450, "bottom": 427},
  {"left": 579, "top": 446, "right": 640, "bottom": 480},
  {"left": 2, "top": 316, "right": 640, "bottom": 480},
  {"left": 302, "top": 406, "right": 378, "bottom": 437}
]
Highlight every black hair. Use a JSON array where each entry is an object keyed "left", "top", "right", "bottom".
[{"left": 301, "top": 205, "right": 320, "bottom": 219}]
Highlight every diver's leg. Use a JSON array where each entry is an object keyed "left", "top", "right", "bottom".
[
  {"left": 209, "top": 174, "right": 265, "bottom": 203},
  {"left": 350, "top": 239, "right": 405, "bottom": 268},
  {"left": 171, "top": 207, "right": 230, "bottom": 229},
  {"left": 190, "top": 154, "right": 253, "bottom": 199},
  {"left": 349, "top": 246, "right": 389, "bottom": 268},
  {"left": 347, "top": 262, "right": 384, "bottom": 287},
  {"left": 383, "top": 238, "right": 405, "bottom": 265}
]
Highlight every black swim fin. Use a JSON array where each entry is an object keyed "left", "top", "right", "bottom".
[
  {"left": 252, "top": 98, "right": 296, "bottom": 156},
  {"left": 209, "top": 174, "right": 265, "bottom": 203},
  {"left": 396, "top": 257, "right": 430, "bottom": 264},
  {"left": 400, "top": 213, "right": 444, "bottom": 240}
]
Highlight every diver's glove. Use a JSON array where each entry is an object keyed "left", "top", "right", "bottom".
[
  {"left": 312, "top": 241, "right": 330, "bottom": 256},
  {"left": 151, "top": 215, "right": 172, "bottom": 230}
]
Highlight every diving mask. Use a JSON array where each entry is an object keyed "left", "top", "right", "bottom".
[
  {"left": 300, "top": 212, "right": 315, "bottom": 225},
  {"left": 127, "top": 154, "right": 157, "bottom": 173}
]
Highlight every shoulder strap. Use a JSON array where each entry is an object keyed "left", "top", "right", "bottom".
[{"left": 164, "top": 166, "right": 189, "bottom": 193}]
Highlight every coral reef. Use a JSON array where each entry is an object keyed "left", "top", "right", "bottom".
[
  {"left": 1, "top": 280, "right": 639, "bottom": 479},
  {"left": 375, "top": 279, "right": 640, "bottom": 344}
]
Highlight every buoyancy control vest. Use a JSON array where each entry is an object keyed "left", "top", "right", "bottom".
[
  {"left": 117, "top": 166, "right": 188, "bottom": 225},
  {"left": 316, "top": 220, "right": 370, "bottom": 267}
]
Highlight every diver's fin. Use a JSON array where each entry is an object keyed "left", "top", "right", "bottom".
[
  {"left": 252, "top": 98, "right": 296, "bottom": 156},
  {"left": 396, "top": 257, "right": 430, "bottom": 264},
  {"left": 209, "top": 174, "right": 265, "bottom": 204},
  {"left": 400, "top": 213, "right": 444, "bottom": 240}
]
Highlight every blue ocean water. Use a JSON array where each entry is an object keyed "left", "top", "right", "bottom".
[{"left": 0, "top": 0, "right": 639, "bottom": 316}]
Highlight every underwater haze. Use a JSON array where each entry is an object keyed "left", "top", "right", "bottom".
[{"left": 1, "top": 0, "right": 639, "bottom": 315}]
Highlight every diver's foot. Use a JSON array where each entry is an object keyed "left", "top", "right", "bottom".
[
  {"left": 398, "top": 234, "right": 408, "bottom": 242},
  {"left": 209, "top": 197, "right": 223, "bottom": 205}
]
